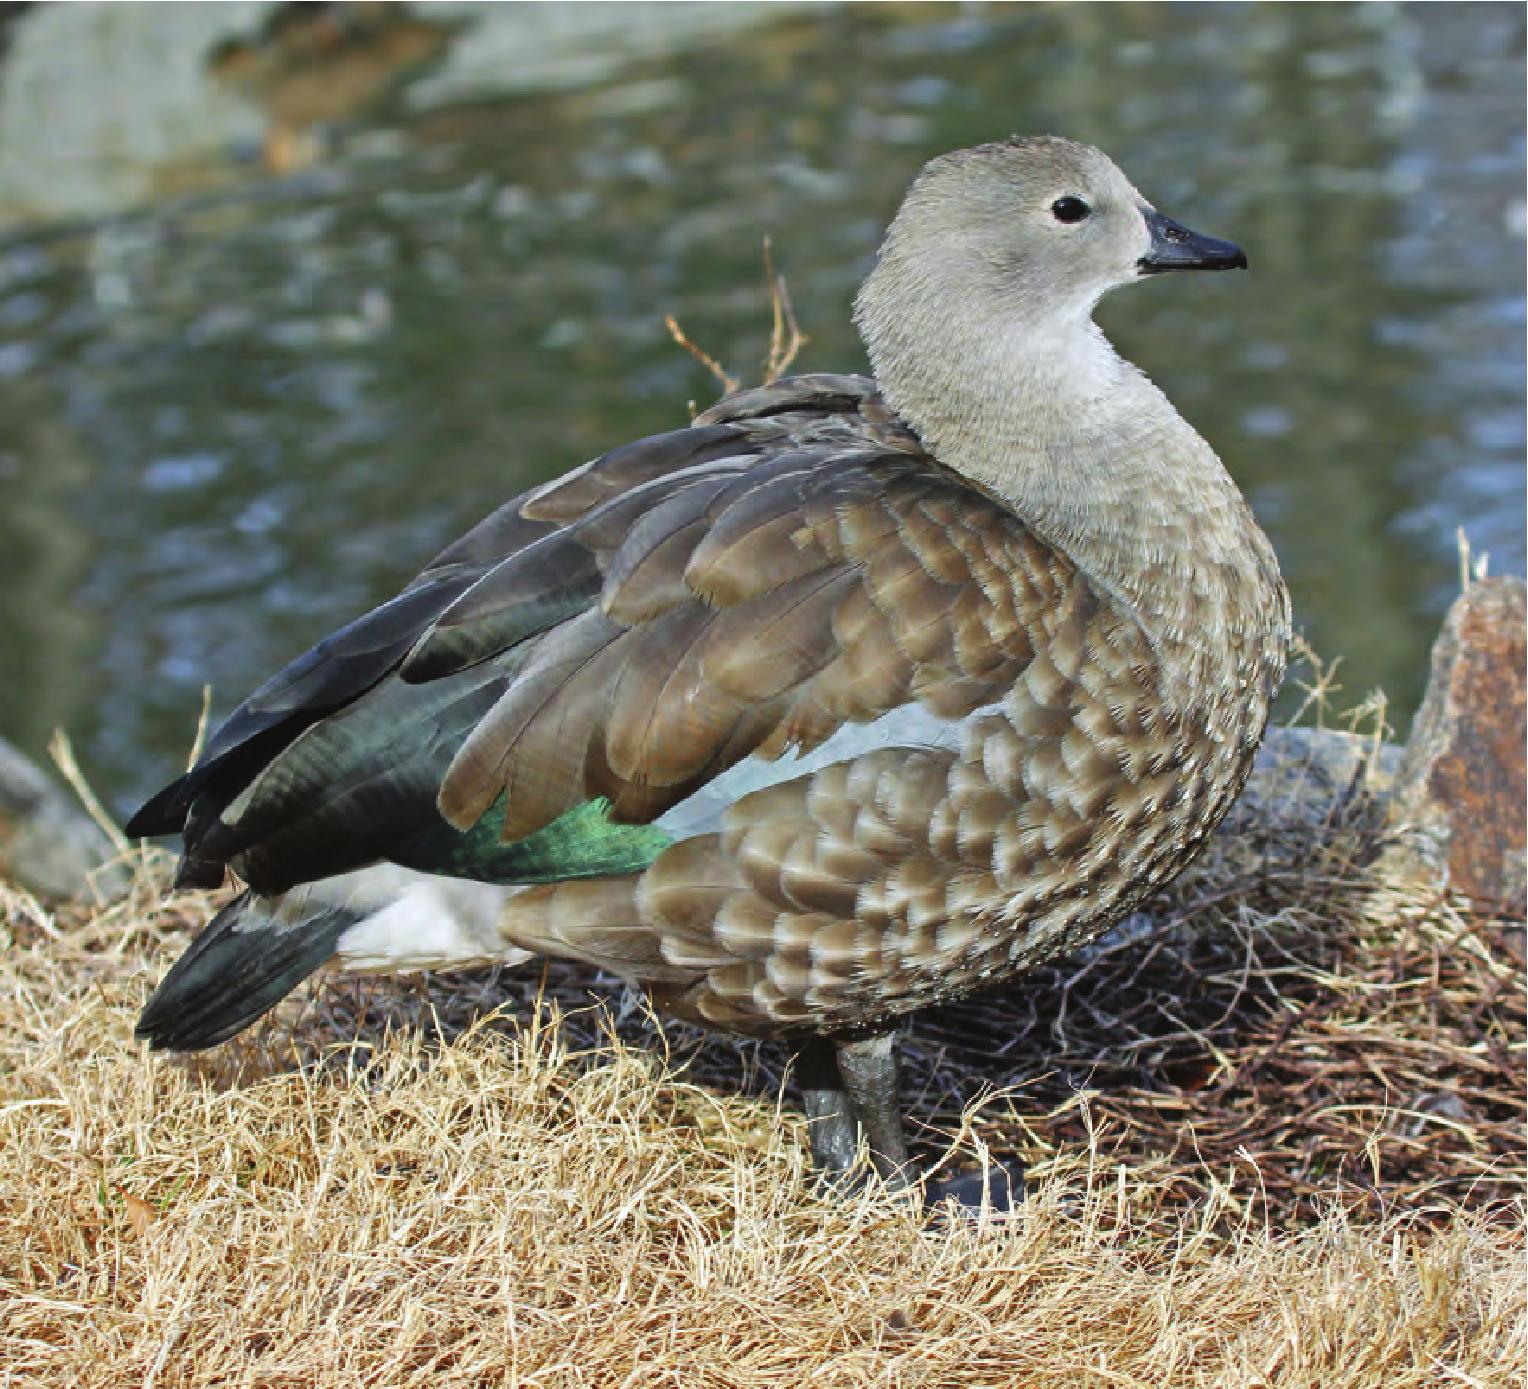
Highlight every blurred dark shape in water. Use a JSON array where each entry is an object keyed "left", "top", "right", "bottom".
[{"left": 208, "top": 2, "right": 459, "bottom": 174}]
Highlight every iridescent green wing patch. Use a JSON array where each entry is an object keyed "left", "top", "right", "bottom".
[{"left": 391, "top": 795, "right": 672, "bottom": 885}]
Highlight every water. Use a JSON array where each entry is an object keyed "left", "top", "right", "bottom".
[{"left": 0, "top": 2, "right": 1522, "bottom": 819}]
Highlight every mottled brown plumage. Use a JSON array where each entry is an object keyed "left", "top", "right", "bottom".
[
  {"left": 132, "top": 138, "right": 1289, "bottom": 1204},
  {"left": 413, "top": 372, "right": 1283, "bottom": 1041}
]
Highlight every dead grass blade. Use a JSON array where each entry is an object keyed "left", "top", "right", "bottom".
[
  {"left": 663, "top": 313, "right": 738, "bottom": 395},
  {"left": 665, "top": 237, "right": 809, "bottom": 400}
]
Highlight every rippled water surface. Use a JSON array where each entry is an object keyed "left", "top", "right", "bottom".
[{"left": 1, "top": 2, "right": 1523, "bottom": 816}]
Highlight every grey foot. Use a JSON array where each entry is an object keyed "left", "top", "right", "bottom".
[{"left": 923, "top": 1157, "right": 1025, "bottom": 1214}]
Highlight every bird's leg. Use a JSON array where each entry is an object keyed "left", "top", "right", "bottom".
[
  {"left": 793, "top": 1036, "right": 859, "bottom": 1182},
  {"left": 833, "top": 1029, "right": 1025, "bottom": 1213},
  {"left": 832, "top": 1030, "right": 914, "bottom": 1190},
  {"left": 800, "top": 1029, "right": 1024, "bottom": 1212}
]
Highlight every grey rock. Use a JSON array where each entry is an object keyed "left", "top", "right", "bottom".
[{"left": 0, "top": 736, "right": 128, "bottom": 899}]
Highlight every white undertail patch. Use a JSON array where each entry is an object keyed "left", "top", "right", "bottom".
[{"left": 266, "top": 864, "right": 532, "bottom": 975}]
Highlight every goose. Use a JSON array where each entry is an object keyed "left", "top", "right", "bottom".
[{"left": 128, "top": 137, "right": 1289, "bottom": 1208}]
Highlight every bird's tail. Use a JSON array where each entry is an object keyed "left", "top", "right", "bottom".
[{"left": 136, "top": 890, "right": 359, "bottom": 1051}]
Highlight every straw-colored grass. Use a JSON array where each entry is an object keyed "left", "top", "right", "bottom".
[{"left": 1, "top": 727, "right": 1523, "bottom": 1387}]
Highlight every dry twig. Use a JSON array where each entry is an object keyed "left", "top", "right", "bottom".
[
  {"left": 664, "top": 237, "right": 808, "bottom": 398},
  {"left": 761, "top": 235, "right": 806, "bottom": 383},
  {"left": 662, "top": 313, "right": 738, "bottom": 395}
]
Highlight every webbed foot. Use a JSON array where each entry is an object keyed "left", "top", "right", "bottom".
[{"left": 923, "top": 1156, "right": 1025, "bottom": 1215}]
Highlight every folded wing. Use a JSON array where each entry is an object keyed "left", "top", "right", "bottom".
[{"left": 131, "top": 375, "right": 1063, "bottom": 909}]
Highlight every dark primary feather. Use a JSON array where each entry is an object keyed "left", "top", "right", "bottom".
[
  {"left": 123, "top": 569, "right": 483, "bottom": 839},
  {"left": 196, "top": 655, "right": 518, "bottom": 894}
]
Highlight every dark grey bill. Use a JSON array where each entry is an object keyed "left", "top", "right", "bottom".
[{"left": 1138, "top": 208, "right": 1248, "bottom": 273}]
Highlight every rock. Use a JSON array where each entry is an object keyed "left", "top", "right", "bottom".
[
  {"left": 1256, "top": 724, "right": 1402, "bottom": 795},
  {"left": 1388, "top": 578, "right": 1526, "bottom": 911},
  {"left": 1232, "top": 724, "right": 1399, "bottom": 844},
  {"left": 0, "top": 736, "right": 128, "bottom": 899},
  {"left": 0, "top": 2, "right": 271, "bottom": 225},
  {"left": 0, "top": 1, "right": 834, "bottom": 226}
]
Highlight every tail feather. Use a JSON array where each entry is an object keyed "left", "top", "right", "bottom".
[{"left": 136, "top": 890, "right": 358, "bottom": 1051}]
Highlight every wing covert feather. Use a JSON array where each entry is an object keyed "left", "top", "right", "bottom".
[{"left": 432, "top": 426, "right": 1059, "bottom": 855}]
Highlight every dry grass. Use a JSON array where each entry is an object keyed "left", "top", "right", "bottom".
[{"left": 1, "top": 729, "right": 1523, "bottom": 1387}]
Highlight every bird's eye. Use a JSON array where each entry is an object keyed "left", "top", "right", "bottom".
[{"left": 1051, "top": 196, "right": 1091, "bottom": 224}]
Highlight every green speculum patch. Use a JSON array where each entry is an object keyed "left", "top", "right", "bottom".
[{"left": 392, "top": 795, "right": 673, "bottom": 885}]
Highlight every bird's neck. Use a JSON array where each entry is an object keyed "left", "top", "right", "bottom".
[{"left": 855, "top": 273, "right": 1285, "bottom": 675}]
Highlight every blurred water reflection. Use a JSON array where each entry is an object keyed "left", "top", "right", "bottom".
[{"left": 0, "top": 1, "right": 1522, "bottom": 816}]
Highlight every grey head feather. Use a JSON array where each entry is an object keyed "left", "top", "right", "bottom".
[{"left": 853, "top": 135, "right": 1277, "bottom": 657}]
